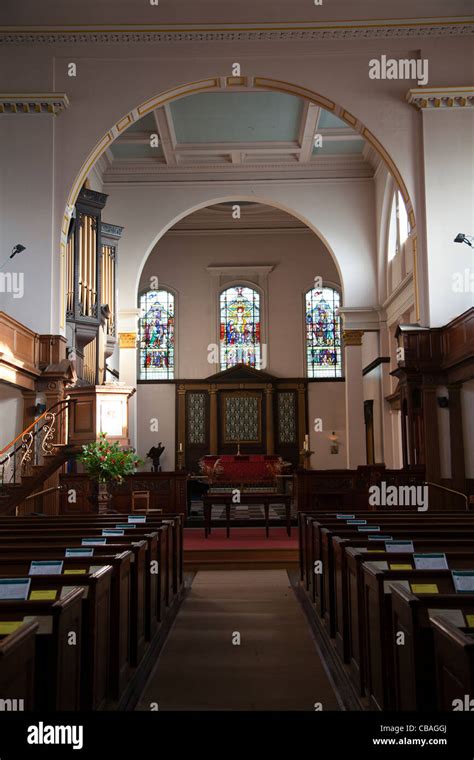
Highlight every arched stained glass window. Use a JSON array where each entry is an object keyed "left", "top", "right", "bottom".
[
  {"left": 305, "top": 286, "right": 342, "bottom": 378},
  {"left": 138, "top": 290, "right": 175, "bottom": 379},
  {"left": 220, "top": 286, "right": 261, "bottom": 370}
]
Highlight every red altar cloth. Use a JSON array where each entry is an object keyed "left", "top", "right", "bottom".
[{"left": 200, "top": 454, "right": 282, "bottom": 483}]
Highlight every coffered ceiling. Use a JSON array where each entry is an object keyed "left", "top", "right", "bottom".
[{"left": 101, "top": 89, "right": 373, "bottom": 184}]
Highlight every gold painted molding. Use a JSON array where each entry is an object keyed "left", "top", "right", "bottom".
[
  {"left": 0, "top": 93, "right": 69, "bottom": 114},
  {"left": 407, "top": 87, "right": 474, "bottom": 110},
  {"left": 119, "top": 332, "right": 137, "bottom": 349},
  {"left": 343, "top": 329, "right": 365, "bottom": 346}
]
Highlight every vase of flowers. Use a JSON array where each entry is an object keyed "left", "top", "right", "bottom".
[{"left": 78, "top": 433, "right": 143, "bottom": 513}]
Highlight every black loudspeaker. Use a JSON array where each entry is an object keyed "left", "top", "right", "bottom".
[{"left": 437, "top": 397, "right": 449, "bottom": 408}]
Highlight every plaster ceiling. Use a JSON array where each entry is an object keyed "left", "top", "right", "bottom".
[{"left": 104, "top": 89, "right": 374, "bottom": 182}]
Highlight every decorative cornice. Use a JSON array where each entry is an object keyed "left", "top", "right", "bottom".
[
  {"left": 0, "top": 93, "right": 69, "bottom": 115},
  {"left": 100, "top": 222, "right": 124, "bottom": 239},
  {"left": 407, "top": 86, "right": 474, "bottom": 110},
  {"left": 1, "top": 19, "right": 473, "bottom": 44},
  {"left": 342, "top": 329, "right": 365, "bottom": 347}
]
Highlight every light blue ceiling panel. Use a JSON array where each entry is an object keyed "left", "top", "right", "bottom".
[
  {"left": 317, "top": 109, "right": 350, "bottom": 129},
  {"left": 170, "top": 91, "right": 304, "bottom": 143}
]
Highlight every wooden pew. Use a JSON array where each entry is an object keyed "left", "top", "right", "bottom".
[
  {"left": 0, "top": 566, "right": 112, "bottom": 710},
  {"left": 0, "top": 539, "right": 147, "bottom": 677},
  {"left": 0, "top": 588, "right": 83, "bottom": 710},
  {"left": 0, "top": 551, "right": 132, "bottom": 699},
  {"left": 362, "top": 564, "right": 471, "bottom": 710},
  {"left": 339, "top": 540, "right": 474, "bottom": 694},
  {"left": 0, "top": 514, "right": 183, "bottom": 618},
  {"left": 430, "top": 614, "right": 474, "bottom": 710},
  {"left": 0, "top": 619, "right": 38, "bottom": 711},
  {"left": 319, "top": 520, "right": 474, "bottom": 633},
  {"left": 391, "top": 582, "right": 474, "bottom": 711}
]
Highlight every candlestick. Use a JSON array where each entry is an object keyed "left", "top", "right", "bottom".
[{"left": 178, "top": 442, "right": 183, "bottom": 453}]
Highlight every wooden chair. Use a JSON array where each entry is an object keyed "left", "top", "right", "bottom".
[
  {"left": 131, "top": 490, "right": 162, "bottom": 514},
  {"left": 131, "top": 491, "right": 150, "bottom": 512}
]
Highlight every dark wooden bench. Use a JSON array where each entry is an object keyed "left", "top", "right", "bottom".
[
  {"left": 0, "top": 618, "right": 38, "bottom": 711},
  {"left": 391, "top": 582, "right": 474, "bottom": 711},
  {"left": 0, "top": 588, "right": 84, "bottom": 710},
  {"left": 430, "top": 613, "right": 474, "bottom": 710}
]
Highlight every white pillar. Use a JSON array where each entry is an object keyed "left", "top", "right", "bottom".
[
  {"left": 117, "top": 308, "right": 140, "bottom": 450},
  {"left": 343, "top": 330, "right": 366, "bottom": 468}
]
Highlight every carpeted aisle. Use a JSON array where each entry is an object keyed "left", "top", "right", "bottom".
[{"left": 136, "top": 570, "right": 341, "bottom": 711}]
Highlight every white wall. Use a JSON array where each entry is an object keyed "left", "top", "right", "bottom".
[
  {"left": 136, "top": 384, "right": 176, "bottom": 471},
  {"left": 140, "top": 229, "right": 340, "bottom": 378},
  {"left": 0, "top": 116, "right": 55, "bottom": 333},
  {"left": 423, "top": 108, "right": 474, "bottom": 326},
  {"left": 308, "top": 382, "right": 346, "bottom": 469},
  {"left": 0, "top": 382, "right": 23, "bottom": 450}
]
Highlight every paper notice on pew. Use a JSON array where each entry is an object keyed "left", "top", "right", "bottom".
[
  {"left": 428, "top": 608, "right": 466, "bottom": 627},
  {"left": 29, "top": 560, "right": 64, "bottom": 576},
  {"left": 116, "top": 524, "right": 136, "bottom": 529},
  {"left": 337, "top": 514, "right": 355, "bottom": 520},
  {"left": 358, "top": 526, "right": 380, "bottom": 532},
  {"left": 64, "top": 569, "right": 87, "bottom": 575},
  {"left": 66, "top": 548, "right": 94, "bottom": 557},
  {"left": 0, "top": 578, "right": 30, "bottom": 600},
  {"left": 29, "top": 590, "right": 57, "bottom": 601},
  {"left": 0, "top": 621, "right": 23, "bottom": 635},
  {"left": 385, "top": 540, "right": 414, "bottom": 553},
  {"left": 369, "top": 535, "right": 393, "bottom": 541},
  {"left": 347, "top": 520, "right": 367, "bottom": 525},
  {"left": 465, "top": 614, "right": 474, "bottom": 628},
  {"left": 452, "top": 571, "right": 474, "bottom": 593},
  {"left": 414, "top": 553, "right": 448, "bottom": 570},
  {"left": 102, "top": 529, "right": 124, "bottom": 536},
  {"left": 410, "top": 583, "right": 439, "bottom": 594},
  {"left": 128, "top": 516, "right": 146, "bottom": 523},
  {"left": 82, "top": 538, "right": 107, "bottom": 546}
]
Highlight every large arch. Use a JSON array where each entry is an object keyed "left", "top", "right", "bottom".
[
  {"left": 132, "top": 194, "right": 345, "bottom": 304},
  {"left": 59, "top": 75, "right": 420, "bottom": 326}
]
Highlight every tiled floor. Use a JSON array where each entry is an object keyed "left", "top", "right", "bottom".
[{"left": 136, "top": 570, "right": 341, "bottom": 711}]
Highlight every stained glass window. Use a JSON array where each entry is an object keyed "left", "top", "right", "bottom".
[
  {"left": 220, "top": 286, "right": 261, "bottom": 370},
  {"left": 305, "top": 286, "right": 342, "bottom": 378},
  {"left": 138, "top": 290, "right": 175, "bottom": 379}
]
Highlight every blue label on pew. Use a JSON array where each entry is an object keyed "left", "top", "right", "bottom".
[
  {"left": 358, "top": 526, "right": 380, "bottom": 532},
  {"left": 337, "top": 514, "right": 355, "bottom": 519},
  {"left": 347, "top": 520, "right": 367, "bottom": 525},
  {"left": 115, "top": 524, "right": 136, "bottom": 529},
  {"left": 414, "top": 553, "right": 448, "bottom": 570},
  {"left": 82, "top": 538, "right": 107, "bottom": 546},
  {"left": 128, "top": 516, "right": 146, "bottom": 523},
  {"left": 369, "top": 535, "right": 393, "bottom": 541},
  {"left": 65, "top": 548, "right": 94, "bottom": 557},
  {"left": 29, "top": 560, "right": 64, "bottom": 576},
  {"left": 0, "top": 578, "right": 31, "bottom": 600},
  {"left": 452, "top": 570, "right": 474, "bottom": 593},
  {"left": 102, "top": 529, "right": 124, "bottom": 536},
  {"left": 385, "top": 540, "right": 414, "bottom": 553}
]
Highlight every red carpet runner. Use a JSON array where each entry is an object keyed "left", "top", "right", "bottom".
[{"left": 184, "top": 527, "right": 298, "bottom": 551}]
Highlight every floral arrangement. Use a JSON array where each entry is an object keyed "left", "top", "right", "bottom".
[
  {"left": 198, "top": 457, "right": 224, "bottom": 483},
  {"left": 78, "top": 433, "right": 143, "bottom": 484}
]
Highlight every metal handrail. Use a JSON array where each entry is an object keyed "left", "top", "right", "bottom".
[
  {"left": 424, "top": 481, "right": 470, "bottom": 511},
  {"left": 0, "top": 396, "right": 72, "bottom": 465},
  {"left": 24, "top": 485, "right": 64, "bottom": 501}
]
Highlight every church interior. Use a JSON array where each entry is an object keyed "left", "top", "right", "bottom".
[{"left": 0, "top": 0, "right": 473, "bottom": 741}]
